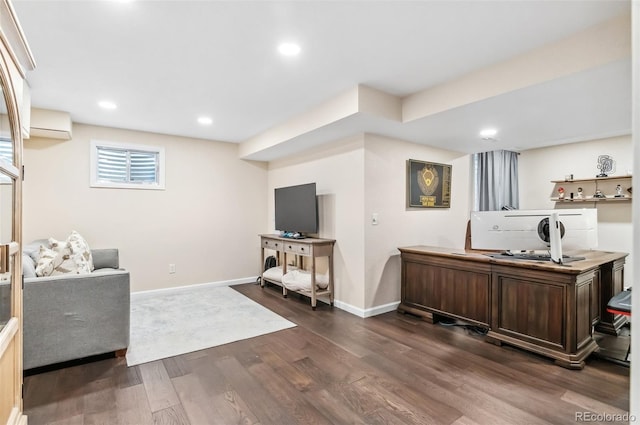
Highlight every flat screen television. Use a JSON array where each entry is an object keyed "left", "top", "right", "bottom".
[{"left": 274, "top": 182, "right": 318, "bottom": 237}]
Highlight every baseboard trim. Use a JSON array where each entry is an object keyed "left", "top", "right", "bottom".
[
  {"left": 6, "top": 408, "right": 27, "bottom": 425},
  {"left": 333, "top": 300, "right": 400, "bottom": 318},
  {"left": 131, "top": 276, "right": 258, "bottom": 300},
  {"left": 131, "top": 280, "right": 400, "bottom": 319},
  {"left": 365, "top": 301, "right": 401, "bottom": 317}
]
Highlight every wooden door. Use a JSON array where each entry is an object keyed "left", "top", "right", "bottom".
[
  {"left": 0, "top": 1, "right": 35, "bottom": 423},
  {"left": 0, "top": 60, "right": 24, "bottom": 425}
]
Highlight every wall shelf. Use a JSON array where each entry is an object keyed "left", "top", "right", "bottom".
[
  {"left": 550, "top": 197, "right": 631, "bottom": 202},
  {"left": 550, "top": 175, "right": 632, "bottom": 184},
  {"left": 550, "top": 175, "right": 632, "bottom": 203}
]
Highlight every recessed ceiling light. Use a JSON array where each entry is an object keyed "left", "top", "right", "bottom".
[
  {"left": 278, "top": 42, "right": 301, "bottom": 56},
  {"left": 480, "top": 128, "right": 498, "bottom": 140},
  {"left": 98, "top": 100, "right": 117, "bottom": 110},
  {"left": 197, "top": 116, "right": 213, "bottom": 126}
]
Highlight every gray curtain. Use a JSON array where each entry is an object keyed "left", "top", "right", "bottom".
[{"left": 473, "top": 150, "right": 519, "bottom": 211}]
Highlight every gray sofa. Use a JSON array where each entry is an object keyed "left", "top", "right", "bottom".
[{"left": 22, "top": 241, "right": 130, "bottom": 370}]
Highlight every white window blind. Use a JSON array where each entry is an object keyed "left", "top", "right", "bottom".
[
  {"left": 0, "top": 138, "right": 13, "bottom": 164},
  {"left": 0, "top": 138, "right": 14, "bottom": 183},
  {"left": 96, "top": 147, "right": 158, "bottom": 183},
  {"left": 91, "top": 140, "right": 165, "bottom": 190}
]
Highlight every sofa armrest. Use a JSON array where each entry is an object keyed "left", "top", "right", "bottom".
[
  {"left": 23, "top": 269, "right": 130, "bottom": 370},
  {"left": 91, "top": 248, "right": 119, "bottom": 270}
]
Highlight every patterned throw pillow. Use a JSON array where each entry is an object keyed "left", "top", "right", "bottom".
[
  {"left": 47, "top": 238, "right": 80, "bottom": 275},
  {"left": 35, "top": 245, "right": 59, "bottom": 277},
  {"left": 33, "top": 232, "right": 95, "bottom": 276},
  {"left": 35, "top": 242, "right": 74, "bottom": 276},
  {"left": 67, "top": 230, "right": 94, "bottom": 272}
]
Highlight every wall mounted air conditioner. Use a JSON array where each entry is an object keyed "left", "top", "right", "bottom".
[{"left": 29, "top": 108, "right": 72, "bottom": 140}]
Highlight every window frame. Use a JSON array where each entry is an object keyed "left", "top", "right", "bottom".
[{"left": 90, "top": 140, "right": 165, "bottom": 190}]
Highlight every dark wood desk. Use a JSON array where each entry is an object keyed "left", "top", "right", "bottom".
[{"left": 398, "top": 246, "right": 627, "bottom": 369}]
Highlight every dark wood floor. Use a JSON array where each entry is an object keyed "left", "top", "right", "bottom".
[{"left": 24, "top": 283, "right": 630, "bottom": 425}]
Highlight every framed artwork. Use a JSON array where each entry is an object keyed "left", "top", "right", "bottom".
[{"left": 407, "top": 159, "right": 452, "bottom": 208}]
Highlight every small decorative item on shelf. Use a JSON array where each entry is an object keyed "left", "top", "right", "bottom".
[
  {"left": 596, "top": 155, "right": 615, "bottom": 177},
  {"left": 615, "top": 184, "right": 625, "bottom": 198},
  {"left": 593, "top": 189, "right": 606, "bottom": 198},
  {"left": 576, "top": 187, "right": 584, "bottom": 199},
  {"left": 558, "top": 187, "right": 565, "bottom": 200},
  {"left": 564, "top": 174, "right": 573, "bottom": 182}
]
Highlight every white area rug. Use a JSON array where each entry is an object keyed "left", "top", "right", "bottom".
[{"left": 126, "top": 285, "right": 296, "bottom": 366}]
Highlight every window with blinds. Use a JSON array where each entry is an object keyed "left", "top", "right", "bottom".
[
  {"left": 90, "top": 140, "right": 165, "bottom": 190},
  {"left": 0, "top": 138, "right": 13, "bottom": 184},
  {"left": 0, "top": 138, "right": 12, "bottom": 164}
]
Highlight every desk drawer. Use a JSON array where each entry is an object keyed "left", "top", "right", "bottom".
[
  {"left": 284, "top": 242, "right": 311, "bottom": 256},
  {"left": 262, "top": 238, "right": 282, "bottom": 251}
]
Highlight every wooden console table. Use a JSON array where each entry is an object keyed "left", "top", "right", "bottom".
[
  {"left": 398, "top": 246, "right": 627, "bottom": 369},
  {"left": 260, "top": 234, "right": 335, "bottom": 309}
]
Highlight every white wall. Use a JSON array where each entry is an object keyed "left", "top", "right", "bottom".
[
  {"left": 363, "top": 134, "right": 471, "bottom": 311},
  {"left": 267, "top": 133, "right": 471, "bottom": 314},
  {"left": 268, "top": 135, "right": 367, "bottom": 310},
  {"left": 21, "top": 123, "right": 472, "bottom": 314},
  {"left": 519, "top": 135, "right": 633, "bottom": 284},
  {"left": 23, "top": 123, "right": 268, "bottom": 292}
]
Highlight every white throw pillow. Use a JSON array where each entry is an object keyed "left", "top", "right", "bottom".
[
  {"left": 47, "top": 238, "right": 81, "bottom": 275},
  {"left": 35, "top": 245, "right": 58, "bottom": 277},
  {"left": 34, "top": 232, "right": 95, "bottom": 276},
  {"left": 35, "top": 242, "right": 75, "bottom": 276},
  {"left": 67, "top": 230, "right": 94, "bottom": 272}
]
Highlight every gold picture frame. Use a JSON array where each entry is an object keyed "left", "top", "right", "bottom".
[{"left": 407, "top": 159, "right": 452, "bottom": 208}]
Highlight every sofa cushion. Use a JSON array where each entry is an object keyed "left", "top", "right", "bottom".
[
  {"left": 92, "top": 248, "right": 119, "bottom": 270},
  {"left": 23, "top": 239, "right": 47, "bottom": 264},
  {"left": 23, "top": 253, "right": 36, "bottom": 278}
]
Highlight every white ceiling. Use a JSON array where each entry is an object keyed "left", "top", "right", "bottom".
[{"left": 13, "top": 0, "right": 631, "bottom": 158}]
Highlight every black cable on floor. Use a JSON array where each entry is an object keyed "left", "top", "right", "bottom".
[{"left": 437, "top": 319, "right": 488, "bottom": 336}]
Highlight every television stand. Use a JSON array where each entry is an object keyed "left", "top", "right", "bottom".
[{"left": 259, "top": 234, "right": 335, "bottom": 309}]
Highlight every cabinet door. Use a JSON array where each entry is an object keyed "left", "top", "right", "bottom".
[
  {"left": 494, "top": 273, "right": 566, "bottom": 349},
  {"left": 403, "top": 258, "right": 491, "bottom": 326}
]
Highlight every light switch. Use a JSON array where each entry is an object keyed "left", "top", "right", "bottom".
[{"left": 372, "top": 213, "right": 379, "bottom": 225}]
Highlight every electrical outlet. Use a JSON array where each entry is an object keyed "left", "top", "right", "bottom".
[{"left": 169, "top": 264, "right": 176, "bottom": 274}]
